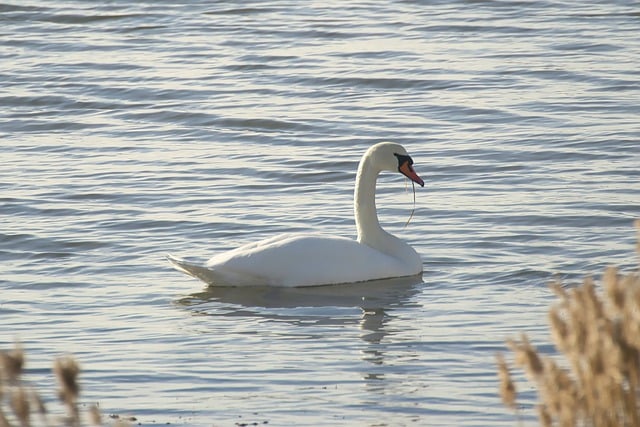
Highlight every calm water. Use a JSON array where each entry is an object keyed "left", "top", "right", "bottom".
[{"left": 1, "top": 1, "right": 639, "bottom": 425}]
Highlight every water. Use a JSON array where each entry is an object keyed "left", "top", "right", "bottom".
[{"left": 1, "top": 1, "right": 639, "bottom": 425}]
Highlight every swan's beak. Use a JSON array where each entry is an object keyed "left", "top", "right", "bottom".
[{"left": 399, "top": 160, "right": 425, "bottom": 187}]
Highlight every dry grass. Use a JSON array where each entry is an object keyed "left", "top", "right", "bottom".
[
  {"left": 498, "top": 220, "right": 640, "bottom": 426},
  {"left": 0, "top": 347, "right": 124, "bottom": 427}
]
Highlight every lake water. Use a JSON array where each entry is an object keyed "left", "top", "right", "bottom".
[{"left": 1, "top": 1, "right": 639, "bottom": 426}]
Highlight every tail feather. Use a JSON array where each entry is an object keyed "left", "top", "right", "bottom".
[{"left": 166, "top": 254, "right": 227, "bottom": 286}]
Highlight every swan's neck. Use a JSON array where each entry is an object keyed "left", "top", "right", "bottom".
[
  {"left": 354, "top": 158, "right": 392, "bottom": 250},
  {"left": 353, "top": 151, "right": 422, "bottom": 273}
]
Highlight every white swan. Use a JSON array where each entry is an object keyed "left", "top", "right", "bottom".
[{"left": 168, "top": 142, "right": 425, "bottom": 287}]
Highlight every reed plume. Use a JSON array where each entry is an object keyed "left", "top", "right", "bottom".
[
  {"left": 53, "top": 356, "right": 80, "bottom": 425},
  {"left": 498, "top": 220, "right": 640, "bottom": 426},
  {"left": 0, "top": 345, "right": 126, "bottom": 427}
]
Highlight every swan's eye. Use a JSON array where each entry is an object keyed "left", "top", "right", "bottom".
[{"left": 394, "top": 153, "right": 413, "bottom": 168}]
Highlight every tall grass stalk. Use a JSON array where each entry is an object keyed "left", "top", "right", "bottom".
[
  {"left": 0, "top": 346, "right": 111, "bottom": 427},
  {"left": 498, "top": 220, "right": 640, "bottom": 426}
]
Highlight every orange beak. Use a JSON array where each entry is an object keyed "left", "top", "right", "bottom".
[{"left": 399, "top": 161, "right": 424, "bottom": 187}]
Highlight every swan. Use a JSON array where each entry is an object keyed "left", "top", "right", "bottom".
[{"left": 168, "top": 142, "right": 425, "bottom": 287}]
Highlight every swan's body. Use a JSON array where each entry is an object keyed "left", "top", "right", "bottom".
[{"left": 169, "top": 142, "right": 425, "bottom": 287}]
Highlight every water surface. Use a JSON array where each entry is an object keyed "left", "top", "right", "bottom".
[{"left": 1, "top": 1, "right": 639, "bottom": 426}]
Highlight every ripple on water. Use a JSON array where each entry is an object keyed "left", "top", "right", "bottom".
[{"left": 1, "top": 1, "right": 639, "bottom": 426}]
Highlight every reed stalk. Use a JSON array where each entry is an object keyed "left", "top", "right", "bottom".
[
  {"left": 0, "top": 346, "right": 121, "bottom": 427},
  {"left": 498, "top": 220, "right": 640, "bottom": 426}
]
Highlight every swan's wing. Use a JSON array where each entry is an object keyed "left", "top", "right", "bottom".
[{"left": 205, "top": 234, "right": 410, "bottom": 287}]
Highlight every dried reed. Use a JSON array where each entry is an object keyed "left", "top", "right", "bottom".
[
  {"left": 0, "top": 345, "right": 124, "bottom": 427},
  {"left": 498, "top": 220, "right": 640, "bottom": 426}
]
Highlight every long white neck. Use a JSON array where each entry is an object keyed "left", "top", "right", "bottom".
[
  {"left": 353, "top": 153, "right": 422, "bottom": 274},
  {"left": 354, "top": 157, "right": 385, "bottom": 247}
]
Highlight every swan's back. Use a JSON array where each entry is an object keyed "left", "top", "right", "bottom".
[
  {"left": 210, "top": 233, "right": 420, "bottom": 287},
  {"left": 180, "top": 233, "right": 419, "bottom": 287}
]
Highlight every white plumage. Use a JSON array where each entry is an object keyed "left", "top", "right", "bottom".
[{"left": 168, "top": 142, "right": 424, "bottom": 287}]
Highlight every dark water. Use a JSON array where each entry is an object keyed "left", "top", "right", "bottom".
[{"left": 1, "top": 1, "right": 639, "bottom": 425}]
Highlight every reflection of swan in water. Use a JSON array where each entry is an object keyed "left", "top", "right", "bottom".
[
  {"left": 176, "top": 275, "right": 424, "bottom": 395},
  {"left": 176, "top": 274, "right": 423, "bottom": 312}
]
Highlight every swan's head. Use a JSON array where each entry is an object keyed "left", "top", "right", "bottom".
[{"left": 367, "top": 142, "right": 425, "bottom": 187}]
